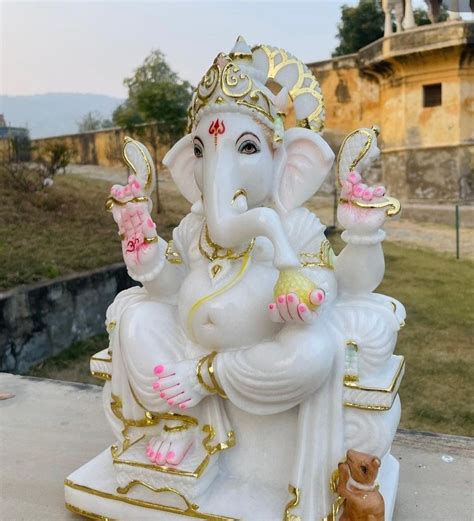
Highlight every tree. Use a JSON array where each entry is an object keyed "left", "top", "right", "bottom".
[
  {"left": 78, "top": 111, "right": 115, "bottom": 132},
  {"left": 113, "top": 50, "right": 193, "bottom": 212},
  {"left": 333, "top": 0, "right": 385, "bottom": 57},
  {"left": 414, "top": 5, "right": 448, "bottom": 25}
]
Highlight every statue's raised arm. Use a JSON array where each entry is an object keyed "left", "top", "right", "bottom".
[
  {"left": 335, "top": 126, "right": 402, "bottom": 294},
  {"left": 106, "top": 137, "right": 186, "bottom": 296}
]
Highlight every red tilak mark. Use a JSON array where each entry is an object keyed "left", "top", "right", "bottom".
[{"left": 208, "top": 119, "right": 225, "bottom": 146}]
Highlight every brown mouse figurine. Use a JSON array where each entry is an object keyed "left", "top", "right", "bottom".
[{"left": 337, "top": 449, "right": 385, "bottom": 521}]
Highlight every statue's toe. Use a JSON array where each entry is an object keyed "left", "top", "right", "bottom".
[
  {"left": 165, "top": 437, "right": 194, "bottom": 466},
  {"left": 146, "top": 433, "right": 194, "bottom": 466}
]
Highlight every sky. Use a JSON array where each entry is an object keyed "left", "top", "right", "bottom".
[{"left": 0, "top": 0, "right": 469, "bottom": 98}]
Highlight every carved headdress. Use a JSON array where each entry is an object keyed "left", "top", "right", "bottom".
[{"left": 187, "top": 36, "right": 325, "bottom": 139}]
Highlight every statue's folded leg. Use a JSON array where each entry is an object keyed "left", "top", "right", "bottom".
[
  {"left": 108, "top": 299, "right": 197, "bottom": 465},
  {"left": 112, "top": 300, "right": 186, "bottom": 413}
]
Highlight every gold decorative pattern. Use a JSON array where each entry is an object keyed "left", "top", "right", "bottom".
[
  {"left": 231, "top": 188, "right": 247, "bottom": 203},
  {"left": 116, "top": 480, "right": 199, "bottom": 511},
  {"left": 339, "top": 196, "right": 402, "bottom": 218},
  {"left": 336, "top": 129, "right": 374, "bottom": 187},
  {"left": 165, "top": 240, "right": 183, "bottom": 264},
  {"left": 344, "top": 357, "right": 405, "bottom": 394},
  {"left": 344, "top": 375, "right": 359, "bottom": 384},
  {"left": 112, "top": 433, "right": 210, "bottom": 479},
  {"left": 283, "top": 484, "right": 301, "bottom": 521},
  {"left": 207, "top": 352, "right": 228, "bottom": 399},
  {"left": 187, "top": 41, "right": 325, "bottom": 135},
  {"left": 196, "top": 351, "right": 228, "bottom": 399},
  {"left": 202, "top": 425, "right": 236, "bottom": 456},
  {"left": 322, "top": 496, "right": 345, "bottom": 521},
  {"left": 64, "top": 479, "right": 239, "bottom": 521},
  {"left": 106, "top": 321, "right": 116, "bottom": 333},
  {"left": 300, "top": 239, "right": 335, "bottom": 270},
  {"left": 196, "top": 354, "right": 218, "bottom": 395},
  {"left": 113, "top": 451, "right": 211, "bottom": 479},
  {"left": 122, "top": 136, "right": 153, "bottom": 193},
  {"left": 187, "top": 52, "right": 279, "bottom": 132},
  {"left": 253, "top": 45, "right": 325, "bottom": 133},
  {"left": 65, "top": 503, "right": 116, "bottom": 521},
  {"left": 112, "top": 423, "right": 235, "bottom": 479},
  {"left": 199, "top": 224, "right": 255, "bottom": 263},
  {"left": 104, "top": 195, "right": 150, "bottom": 211},
  {"left": 322, "top": 468, "right": 345, "bottom": 521},
  {"left": 343, "top": 402, "right": 392, "bottom": 411},
  {"left": 91, "top": 371, "right": 111, "bottom": 381},
  {"left": 211, "top": 265, "right": 222, "bottom": 278},
  {"left": 345, "top": 340, "right": 359, "bottom": 352},
  {"left": 109, "top": 392, "right": 198, "bottom": 456}
]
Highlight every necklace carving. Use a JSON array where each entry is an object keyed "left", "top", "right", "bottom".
[{"left": 199, "top": 223, "right": 255, "bottom": 263}]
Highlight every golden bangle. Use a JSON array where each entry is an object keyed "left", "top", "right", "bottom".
[
  {"left": 207, "top": 351, "right": 228, "bottom": 399},
  {"left": 196, "top": 354, "right": 216, "bottom": 395},
  {"left": 118, "top": 234, "right": 157, "bottom": 244},
  {"left": 196, "top": 352, "right": 227, "bottom": 399}
]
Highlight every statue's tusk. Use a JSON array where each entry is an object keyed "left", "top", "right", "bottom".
[
  {"left": 231, "top": 189, "right": 248, "bottom": 213},
  {"left": 339, "top": 196, "right": 401, "bottom": 218}
]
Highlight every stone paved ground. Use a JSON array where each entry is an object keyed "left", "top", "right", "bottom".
[{"left": 68, "top": 165, "right": 474, "bottom": 260}]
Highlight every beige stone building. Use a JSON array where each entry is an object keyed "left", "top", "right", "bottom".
[{"left": 308, "top": 20, "right": 473, "bottom": 203}]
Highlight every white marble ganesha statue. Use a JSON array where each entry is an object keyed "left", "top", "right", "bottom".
[{"left": 65, "top": 37, "right": 406, "bottom": 521}]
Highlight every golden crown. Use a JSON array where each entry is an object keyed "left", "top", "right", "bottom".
[{"left": 187, "top": 37, "right": 325, "bottom": 134}]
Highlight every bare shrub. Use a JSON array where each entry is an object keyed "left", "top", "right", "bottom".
[
  {"left": 2, "top": 142, "right": 75, "bottom": 193},
  {"left": 37, "top": 142, "right": 74, "bottom": 177}
]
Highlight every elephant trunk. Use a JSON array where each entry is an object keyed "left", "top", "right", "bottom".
[{"left": 203, "top": 154, "right": 299, "bottom": 270}]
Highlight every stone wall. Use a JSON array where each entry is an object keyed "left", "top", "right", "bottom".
[
  {"left": 31, "top": 124, "right": 169, "bottom": 168},
  {"left": 0, "top": 138, "right": 13, "bottom": 162},
  {"left": 384, "top": 144, "right": 474, "bottom": 201},
  {"left": 0, "top": 263, "right": 136, "bottom": 374}
]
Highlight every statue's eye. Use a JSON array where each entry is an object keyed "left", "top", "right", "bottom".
[
  {"left": 194, "top": 145, "right": 203, "bottom": 158},
  {"left": 361, "top": 465, "right": 368, "bottom": 474},
  {"left": 238, "top": 140, "right": 259, "bottom": 155}
]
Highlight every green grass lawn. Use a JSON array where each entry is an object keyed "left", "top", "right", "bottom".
[
  {"left": 0, "top": 171, "right": 188, "bottom": 290},
  {"left": 379, "top": 243, "right": 473, "bottom": 436}
]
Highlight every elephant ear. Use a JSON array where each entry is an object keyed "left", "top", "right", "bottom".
[
  {"left": 163, "top": 134, "right": 201, "bottom": 204},
  {"left": 276, "top": 128, "right": 335, "bottom": 212}
]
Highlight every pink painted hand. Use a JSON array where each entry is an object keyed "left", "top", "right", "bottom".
[
  {"left": 340, "top": 170, "right": 386, "bottom": 203},
  {"left": 151, "top": 359, "right": 207, "bottom": 411},
  {"left": 268, "top": 290, "right": 325, "bottom": 325},
  {"left": 338, "top": 170, "right": 388, "bottom": 235},
  {"left": 109, "top": 175, "right": 159, "bottom": 267}
]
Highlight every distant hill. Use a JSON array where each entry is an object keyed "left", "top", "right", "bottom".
[{"left": 0, "top": 93, "right": 124, "bottom": 139}]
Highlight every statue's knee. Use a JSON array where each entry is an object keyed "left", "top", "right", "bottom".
[
  {"left": 288, "top": 329, "right": 334, "bottom": 386},
  {"left": 119, "top": 303, "right": 151, "bottom": 347}
]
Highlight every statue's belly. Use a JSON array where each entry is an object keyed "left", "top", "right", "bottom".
[{"left": 179, "top": 261, "right": 281, "bottom": 350}]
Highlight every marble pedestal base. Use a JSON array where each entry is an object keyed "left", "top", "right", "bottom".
[{"left": 65, "top": 448, "right": 399, "bottom": 520}]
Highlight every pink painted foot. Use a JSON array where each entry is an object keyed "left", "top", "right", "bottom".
[{"left": 146, "top": 432, "right": 195, "bottom": 467}]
